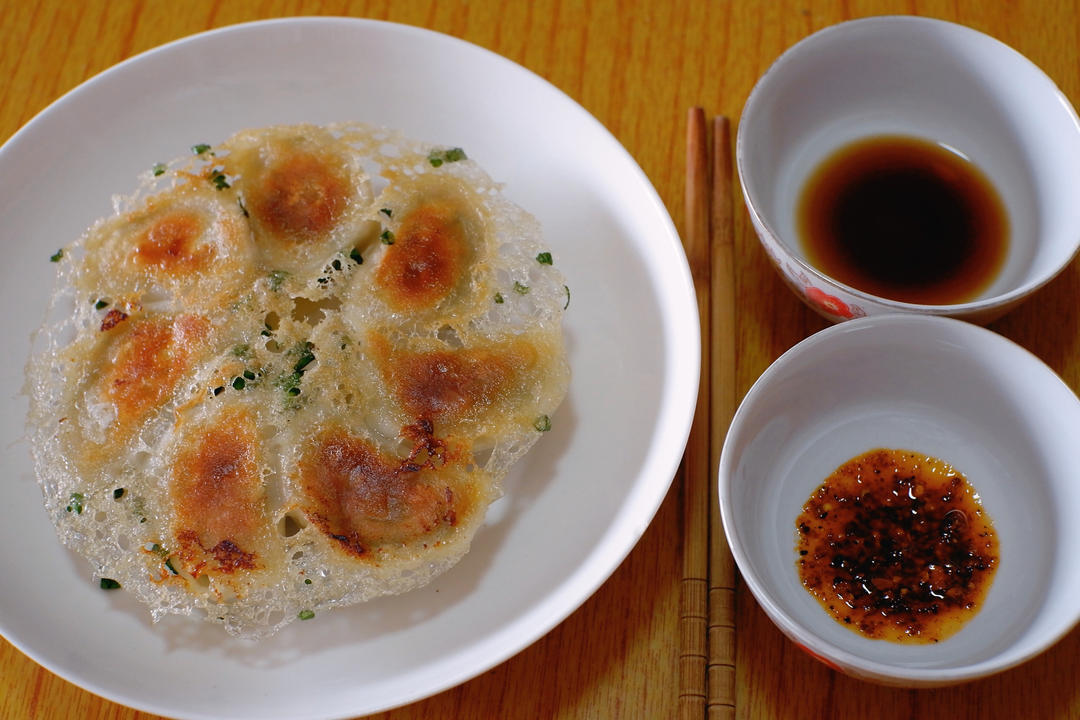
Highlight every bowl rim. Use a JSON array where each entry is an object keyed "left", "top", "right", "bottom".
[
  {"left": 735, "top": 15, "right": 1080, "bottom": 315},
  {"left": 717, "top": 313, "right": 1080, "bottom": 684}
]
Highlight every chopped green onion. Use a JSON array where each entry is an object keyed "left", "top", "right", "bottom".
[
  {"left": 277, "top": 365, "right": 305, "bottom": 402},
  {"left": 279, "top": 341, "right": 314, "bottom": 404},
  {"left": 213, "top": 386, "right": 225, "bottom": 396},
  {"left": 298, "top": 609, "right": 315, "bottom": 620},
  {"left": 94, "top": 299, "right": 109, "bottom": 310},
  {"left": 514, "top": 281, "right": 530, "bottom": 295},
  {"left": 564, "top": 285, "right": 571, "bottom": 310},
  {"left": 536, "top": 252, "right": 553, "bottom": 265},
  {"left": 243, "top": 369, "right": 256, "bottom": 381},
  {"left": 66, "top": 492, "right": 85, "bottom": 514},
  {"left": 152, "top": 162, "right": 166, "bottom": 176},
  {"left": 232, "top": 377, "right": 246, "bottom": 390},
  {"left": 192, "top": 143, "right": 211, "bottom": 155},
  {"left": 349, "top": 247, "right": 364, "bottom": 265},
  {"left": 268, "top": 270, "right": 289, "bottom": 291},
  {"left": 380, "top": 207, "right": 393, "bottom": 217},
  {"left": 331, "top": 258, "right": 342, "bottom": 271},
  {"left": 292, "top": 342, "right": 315, "bottom": 373},
  {"left": 210, "top": 171, "right": 230, "bottom": 190},
  {"left": 427, "top": 147, "right": 467, "bottom": 167},
  {"left": 494, "top": 292, "right": 504, "bottom": 304},
  {"left": 380, "top": 230, "right": 395, "bottom": 245},
  {"left": 533, "top": 415, "right": 552, "bottom": 432},
  {"left": 50, "top": 249, "right": 64, "bottom": 262},
  {"left": 113, "top": 488, "right": 125, "bottom": 500},
  {"left": 100, "top": 578, "right": 121, "bottom": 590},
  {"left": 304, "top": 578, "right": 312, "bottom": 585},
  {"left": 148, "top": 543, "right": 178, "bottom": 574}
]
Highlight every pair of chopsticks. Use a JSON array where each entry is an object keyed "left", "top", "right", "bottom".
[{"left": 678, "top": 109, "right": 737, "bottom": 720}]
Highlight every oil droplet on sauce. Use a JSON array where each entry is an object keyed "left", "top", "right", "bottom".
[{"left": 795, "top": 448, "right": 998, "bottom": 643}]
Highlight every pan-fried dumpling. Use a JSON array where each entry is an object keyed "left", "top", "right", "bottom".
[
  {"left": 75, "top": 181, "right": 255, "bottom": 311},
  {"left": 294, "top": 423, "right": 489, "bottom": 556},
  {"left": 45, "top": 312, "right": 213, "bottom": 472},
  {"left": 27, "top": 122, "right": 569, "bottom": 638},
  {"left": 222, "top": 125, "right": 376, "bottom": 274},
  {"left": 167, "top": 404, "right": 282, "bottom": 598},
  {"left": 367, "top": 329, "right": 568, "bottom": 448}
]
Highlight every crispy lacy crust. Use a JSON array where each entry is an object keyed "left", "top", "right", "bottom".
[{"left": 26, "top": 123, "right": 570, "bottom": 638}]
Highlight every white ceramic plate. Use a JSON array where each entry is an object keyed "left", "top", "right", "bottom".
[{"left": 0, "top": 18, "right": 697, "bottom": 719}]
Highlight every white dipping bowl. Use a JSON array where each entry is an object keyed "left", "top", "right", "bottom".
[
  {"left": 718, "top": 314, "right": 1080, "bottom": 686},
  {"left": 737, "top": 16, "right": 1080, "bottom": 324}
]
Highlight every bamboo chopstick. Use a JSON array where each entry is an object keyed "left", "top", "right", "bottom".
[
  {"left": 678, "top": 109, "right": 739, "bottom": 720},
  {"left": 707, "top": 116, "right": 737, "bottom": 720},
  {"left": 678, "top": 107, "right": 713, "bottom": 720}
]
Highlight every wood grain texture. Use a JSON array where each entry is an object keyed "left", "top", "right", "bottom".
[{"left": 3, "top": 1, "right": 1080, "bottom": 719}]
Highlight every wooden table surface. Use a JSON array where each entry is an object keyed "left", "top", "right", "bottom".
[{"left": 3, "top": 1, "right": 1079, "bottom": 718}]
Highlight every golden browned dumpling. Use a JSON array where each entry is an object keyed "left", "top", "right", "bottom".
[
  {"left": 222, "top": 125, "right": 376, "bottom": 274},
  {"left": 168, "top": 405, "right": 281, "bottom": 597},
  {"left": 296, "top": 424, "right": 481, "bottom": 556},
  {"left": 99, "top": 315, "right": 211, "bottom": 430},
  {"left": 27, "top": 123, "right": 569, "bottom": 638},
  {"left": 374, "top": 187, "right": 477, "bottom": 314},
  {"left": 75, "top": 181, "right": 256, "bottom": 311}
]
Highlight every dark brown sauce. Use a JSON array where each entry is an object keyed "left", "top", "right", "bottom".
[
  {"left": 796, "top": 448, "right": 998, "bottom": 644},
  {"left": 797, "top": 136, "right": 1008, "bottom": 305}
]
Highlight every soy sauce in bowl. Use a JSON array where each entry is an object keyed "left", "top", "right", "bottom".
[{"left": 797, "top": 135, "right": 1009, "bottom": 305}]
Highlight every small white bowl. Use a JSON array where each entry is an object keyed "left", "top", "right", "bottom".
[
  {"left": 718, "top": 314, "right": 1080, "bottom": 686},
  {"left": 737, "top": 16, "right": 1080, "bottom": 324}
]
